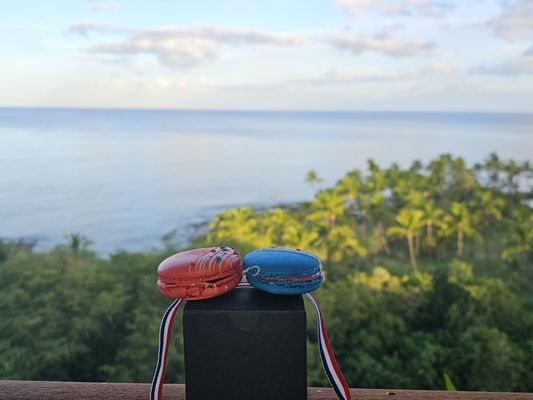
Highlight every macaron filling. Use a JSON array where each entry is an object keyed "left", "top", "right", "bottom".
[
  {"left": 248, "top": 271, "right": 323, "bottom": 290},
  {"left": 255, "top": 272, "right": 322, "bottom": 283},
  {"left": 157, "top": 270, "right": 239, "bottom": 289}
]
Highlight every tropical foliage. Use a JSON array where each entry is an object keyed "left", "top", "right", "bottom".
[{"left": 1, "top": 153, "right": 532, "bottom": 391}]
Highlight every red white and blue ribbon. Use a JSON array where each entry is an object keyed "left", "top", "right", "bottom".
[
  {"left": 150, "top": 282, "right": 350, "bottom": 400},
  {"left": 150, "top": 298, "right": 183, "bottom": 400},
  {"left": 303, "top": 292, "right": 351, "bottom": 400}
]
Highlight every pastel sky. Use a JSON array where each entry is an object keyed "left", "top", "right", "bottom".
[{"left": 1, "top": 0, "right": 533, "bottom": 111}]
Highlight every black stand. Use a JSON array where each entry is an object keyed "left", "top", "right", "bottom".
[{"left": 183, "top": 287, "right": 307, "bottom": 400}]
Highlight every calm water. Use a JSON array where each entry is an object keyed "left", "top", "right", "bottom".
[{"left": 1, "top": 108, "right": 532, "bottom": 254}]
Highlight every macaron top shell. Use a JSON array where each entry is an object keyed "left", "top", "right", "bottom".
[
  {"left": 157, "top": 246, "right": 242, "bottom": 300},
  {"left": 243, "top": 248, "right": 323, "bottom": 295}
]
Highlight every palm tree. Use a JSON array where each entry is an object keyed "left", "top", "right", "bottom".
[
  {"left": 406, "top": 190, "right": 425, "bottom": 208},
  {"left": 324, "top": 225, "right": 367, "bottom": 263},
  {"left": 387, "top": 208, "right": 425, "bottom": 271},
  {"left": 307, "top": 190, "right": 354, "bottom": 263},
  {"left": 483, "top": 153, "right": 502, "bottom": 188},
  {"left": 502, "top": 210, "right": 533, "bottom": 262},
  {"left": 450, "top": 156, "right": 477, "bottom": 201},
  {"left": 481, "top": 154, "right": 532, "bottom": 195},
  {"left": 360, "top": 160, "right": 390, "bottom": 253},
  {"left": 335, "top": 170, "right": 365, "bottom": 248},
  {"left": 65, "top": 233, "right": 93, "bottom": 258},
  {"left": 364, "top": 160, "right": 386, "bottom": 209},
  {"left": 426, "top": 154, "right": 453, "bottom": 200},
  {"left": 405, "top": 191, "right": 427, "bottom": 256},
  {"left": 208, "top": 208, "right": 271, "bottom": 249},
  {"left": 264, "top": 208, "right": 293, "bottom": 245},
  {"left": 307, "top": 190, "right": 346, "bottom": 227},
  {"left": 421, "top": 201, "right": 445, "bottom": 253},
  {"left": 474, "top": 190, "right": 504, "bottom": 222},
  {"left": 336, "top": 170, "right": 362, "bottom": 204},
  {"left": 264, "top": 208, "right": 319, "bottom": 249},
  {"left": 446, "top": 202, "right": 481, "bottom": 258},
  {"left": 305, "top": 170, "right": 323, "bottom": 193},
  {"left": 471, "top": 190, "right": 505, "bottom": 262},
  {"left": 501, "top": 159, "right": 531, "bottom": 196}
]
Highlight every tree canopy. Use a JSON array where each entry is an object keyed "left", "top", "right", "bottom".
[{"left": 1, "top": 153, "right": 532, "bottom": 391}]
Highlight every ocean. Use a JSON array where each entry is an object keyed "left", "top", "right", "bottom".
[{"left": 1, "top": 108, "right": 532, "bottom": 254}]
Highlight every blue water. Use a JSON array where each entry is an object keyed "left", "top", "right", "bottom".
[{"left": 1, "top": 108, "right": 532, "bottom": 254}]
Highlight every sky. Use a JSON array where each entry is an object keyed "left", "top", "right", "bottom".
[{"left": 1, "top": 0, "right": 533, "bottom": 111}]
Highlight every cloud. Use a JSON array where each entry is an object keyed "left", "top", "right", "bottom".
[
  {"left": 328, "top": 33, "right": 434, "bottom": 57},
  {"left": 91, "top": 2, "right": 120, "bottom": 13},
  {"left": 68, "top": 23, "right": 304, "bottom": 69},
  {"left": 471, "top": 36, "right": 533, "bottom": 76},
  {"left": 471, "top": 56, "right": 533, "bottom": 76},
  {"left": 335, "top": 0, "right": 380, "bottom": 17},
  {"left": 85, "top": 38, "right": 220, "bottom": 69},
  {"left": 293, "top": 63, "right": 457, "bottom": 86},
  {"left": 297, "top": 69, "right": 416, "bottom": 85},
  {"left": 423, "top": 61, "right": 457, "bottom": 74},
  {"left": 96, "top": 78, "right": 128, "bottom": 89},
  {"left": 79, "top": 55, "right": 132, "bottom": 66},
  {"left": 335, "top": 0, "right": 452, "bottom": 18},
  {"left": 68, "top": 21, "right": 130, "bottom": 36},
  {"left": 485, "top": 1, "right": 533, "bottom": 37},
  {"left": 199, "top": 77, "right": 217, "bottom": 87},
  {"left": 154, "top": 77, "right": 173, "bottom": 89}
]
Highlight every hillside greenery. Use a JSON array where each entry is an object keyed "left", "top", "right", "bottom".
[{"left": 1, "top": 153, "right": 532, "bottom": 391}]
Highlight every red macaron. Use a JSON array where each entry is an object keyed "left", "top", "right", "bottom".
[{"left": 157, "top": 246, "right": 242, "bottom": 300}]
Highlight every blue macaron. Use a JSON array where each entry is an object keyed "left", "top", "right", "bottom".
[{"left": 242, "top": 248, "right": 324, "bottom": 295}]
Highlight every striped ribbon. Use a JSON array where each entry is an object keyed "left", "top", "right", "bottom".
[
  {"left": 150, "top": 298, "right": 183, "bottom": 400},
  {"left": 303, "top": 292, "right": 351, "bottom": 400},
  {"left": 150, "top": 283, "right": 350, "bottom": 400}
]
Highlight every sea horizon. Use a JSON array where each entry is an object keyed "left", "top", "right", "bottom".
[{"left": 2, "top": 105, "right": 533, "bottom": 115}]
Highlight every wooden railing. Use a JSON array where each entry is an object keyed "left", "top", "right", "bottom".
[{"left": 1, "top": 381, "right": 532, "bottom": 400}]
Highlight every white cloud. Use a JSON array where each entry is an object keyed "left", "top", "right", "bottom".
[
  {"left": 91, "top": 2, "right": 120, "bottom": 13},
  {"left": 96, "top": 78, "right": 128, "bottom": 89},
  {"left": 86, "top": 37, "right": 220, "bottom": 69},
  {"left": 424, "top": 61, "right": 457, "bottom": 74},
  {"left": 485, "top": 1, "right": 533, "bottom": 37},
  {"left": 335, "top": 0, "right": 380, "bottom": 17},
  {"left": 154, "top": 77, "right": 173, "bottom": 89},
  {"left": 79, "top": 55, "right": 132, "bottom": 66},
  {"left": 335, "top": 0, "right": 452, "bottom": 18},
  {"left": 328, "top": 33, "right": 434, "bottom": 57},
  {"left": 68, "top": 21, "right": 130, "bottom": 36},
  {"left": 472, "top": 56, "right": 533, "bottom": 76},
  {"left": 296, "top": 69, "right": 416, "bottom": 85},
  {"left": 69, "top": 23, "right": 304, "bottom": 69},
  {"left": 294, "top": 62, "right": 458, "bottom": 86},
  {"left": 406, "top": 0, "right": 452, "bottom": 18},
  {"left": 199, "top": 77, "right": 217, "bottom": 87}
]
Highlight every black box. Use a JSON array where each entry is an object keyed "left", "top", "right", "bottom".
[{"left": 183, "top": 287, "right": 307, "bottom": 400}]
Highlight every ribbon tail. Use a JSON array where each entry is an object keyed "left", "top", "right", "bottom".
[
  {"left": 304, "top": 293, "right": 351, "bottom": 400},
  {"left": 150, "top": 298, "right": 183, "bottom": 400},
  {"left": 237, "top": 277, "right": 252, "bottom": 287}
]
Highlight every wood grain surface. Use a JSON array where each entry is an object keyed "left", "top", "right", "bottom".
[{"left": 1, "top": 381, "right": 532, "bottom": 399}]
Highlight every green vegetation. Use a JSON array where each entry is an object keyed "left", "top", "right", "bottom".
[{"left": 1, "top": 153, "right": 532, "bottom": 391}]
